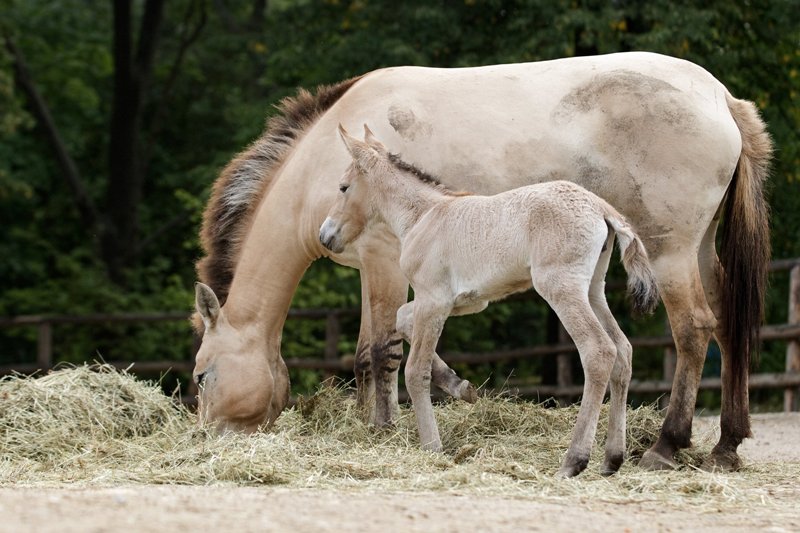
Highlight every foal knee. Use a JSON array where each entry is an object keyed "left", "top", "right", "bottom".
[
  {"left": 396, "top": 303, "right": 414, "bottom": 342},
  {"left": 404, "top": 360, "right": 431, "bottom": 397},
  {"left": 612, "top": 339, "right": 633, "bottom": 383},
  {"left": 582, "top": 338, "right": 617, "bottom": 387}
]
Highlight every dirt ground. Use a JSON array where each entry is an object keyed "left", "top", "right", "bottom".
[{"left": 2, "top": 413, "right": 799, "bottom": 533}]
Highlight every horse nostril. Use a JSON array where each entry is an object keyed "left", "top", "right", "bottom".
[{"left": 194, "top": 371, "right": 207, "bottom": 386}]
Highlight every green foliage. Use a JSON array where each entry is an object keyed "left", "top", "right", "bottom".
[{"left": 1, "top": 0, "right": 798, "bottom": 405}]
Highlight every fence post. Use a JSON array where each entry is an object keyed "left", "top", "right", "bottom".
[
  {"left": 784, "top": 265, "right": 800, "bottom": 412},
  {"left": 36, "top": 320, "right": 53, "bottom": 371},
  {"left": 324, "top": 311, "right": 341, "bottom": 380}
]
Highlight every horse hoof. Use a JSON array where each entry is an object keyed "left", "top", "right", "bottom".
[
  {"left": 601, "top": 453, "right": 624, "bottom": 476},
  {"left": 701, "top": 450, "right": 742, "bottom": 472},
  {"left": 639, "top": 449, "right": 678, "bottom": 471},
  {"left": 458, "top": 381, "right": 479, "bottom": 403}
]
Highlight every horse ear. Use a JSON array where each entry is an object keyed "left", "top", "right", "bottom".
[
  {"left": 195, "top": 282, "right": 221, "bottom": 330},
  {"left": 338, "top": 123, "right": 378, "bottom": 170},
  {"left": 363, "top": 124, "right": 386, "bottom": 153}
]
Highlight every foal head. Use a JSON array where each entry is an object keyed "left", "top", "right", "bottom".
[{"left": 319, "top": 124, "right": 388, "bottom": 253}]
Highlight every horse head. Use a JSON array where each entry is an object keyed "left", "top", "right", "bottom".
[{"left": 193, "top": 282, "right": 288, "bottom": 433}]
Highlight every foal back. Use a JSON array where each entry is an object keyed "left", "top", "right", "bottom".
[{"left": 403, "top": 180, "right": 612, "bottom": 304}]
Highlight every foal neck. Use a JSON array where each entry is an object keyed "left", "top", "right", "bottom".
[{"left": 374, "top": 161, "right": 450, "bottom": 240}]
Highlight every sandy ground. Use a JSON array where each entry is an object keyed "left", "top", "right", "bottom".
[{"left": 2, "top": 413, "right": 799, "bottom": 533}]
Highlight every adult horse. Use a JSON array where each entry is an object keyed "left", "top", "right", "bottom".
[{"left": 192, "top": 51, "right": 771, "bottom": 471}]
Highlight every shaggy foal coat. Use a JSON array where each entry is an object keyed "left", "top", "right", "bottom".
[{"left": 320, "top": 125, "right": 658, "bottom": 477}]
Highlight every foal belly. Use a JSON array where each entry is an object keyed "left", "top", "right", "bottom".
[{"left": 451, "top": 257, "right": 533, "bottom": 304}]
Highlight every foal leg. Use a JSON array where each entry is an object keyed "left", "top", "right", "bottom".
[
  {"left": 362, "top": 242, "right": 477, "bottom": 426},
  {"left": 404, "top": 299, "right": 449, "bottom": 451},
  {"left": 397, "top": 302, "right": 479, "bottom": 403},
  {"left": 533, "top": 270, "right": 617, "bottom": 478},
  {"left": 698, "top": 221, "right": 749, "bottom": 471},
  {"left": 639, "top": 254, "right": 716, "bottom": 470},
  {"left": 589, "top": 244, "right": 633, "bottom": 475}
]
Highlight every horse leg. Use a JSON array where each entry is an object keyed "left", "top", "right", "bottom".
[
  {"left": 639, "top": 255, "right": 716, "bottom": 470},
  {"left": 698, "top": 220, "right": 749, "bottom": 471},
  {"left": 533, "top": 270, "right": 617, "bottom": 478},
  {"left": 589, "top": 242, "right": 632, "bottom": 475},
  {"left": 397, "top": 301, "right": 479, "bottom": 403},
  {"left": 359, "top": 256, "right": 408, "bottom": 428},
  {"left": 405, "top": 299, "right": 449, "bottom": 451}
]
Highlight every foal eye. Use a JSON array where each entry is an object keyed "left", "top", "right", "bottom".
[{"left": 339, "top": 184, "right": 349, "bottom": 193}]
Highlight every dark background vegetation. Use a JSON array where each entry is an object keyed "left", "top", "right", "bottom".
[{"left": 1, "top": 0, "right": 798, "bottom": 409}]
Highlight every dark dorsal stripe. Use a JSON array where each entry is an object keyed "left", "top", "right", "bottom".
[{"left": 387, "top": 152, "right": 472, "bottom": 197}]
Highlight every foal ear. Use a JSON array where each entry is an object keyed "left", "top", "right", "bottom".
[
  {"left": 195, "top": 282, "right": 221, "bottom": 330},
  {"left": 363, "top": 124, "right": 386, "bottom": 153},
  {"left": 338, "top": 123, "right": 378, "bottom": 169}
]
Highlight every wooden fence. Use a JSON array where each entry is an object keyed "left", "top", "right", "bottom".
[{"left": 2, "top": 259, "right": 799, "bottom": 410}]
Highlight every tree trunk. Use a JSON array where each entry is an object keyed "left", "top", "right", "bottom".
[{"left": 102, "top": 0, "right": 165, "bottom": 283}]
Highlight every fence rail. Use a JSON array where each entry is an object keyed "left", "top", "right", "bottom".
[{"left": 1, "top": 259, "right": 799, "bottom": 411}]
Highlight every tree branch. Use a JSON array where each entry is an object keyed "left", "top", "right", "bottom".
[{"left": 3, "top": 34, "right": 100, "bottom": 233}]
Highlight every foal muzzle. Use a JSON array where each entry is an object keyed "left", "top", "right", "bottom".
[{"left": 319, "top": 217, "right": 345, "bottom": 253}]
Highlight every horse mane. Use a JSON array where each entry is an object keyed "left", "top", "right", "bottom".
[
  {"left": 387, "top": 152, "right": 473, "bottom": 197},
  {"left": 195, "top": 76, "right": 362, "bottom": 315}
]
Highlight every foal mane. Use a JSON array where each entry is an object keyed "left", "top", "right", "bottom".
[
  {"left": 387, "top": 153, "right": 473, "bottom": 197},
  {"left": 196, "top": 77, "right": 362, "bottom": 313}
]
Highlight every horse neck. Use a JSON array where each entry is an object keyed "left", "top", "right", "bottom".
[
  {"left": 223, "top": 191, "right": 315, "bottom": 348},
  {"left": 373, "top": 166, "right": 447, "bottom": 240}
]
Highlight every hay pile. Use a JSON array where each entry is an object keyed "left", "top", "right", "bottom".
[{"left": 0, "top": 365, "right": 797, "bottom": 508}]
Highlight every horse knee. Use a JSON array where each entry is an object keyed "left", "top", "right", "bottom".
[
  {"left": 672, "top": 307, "right": 716, "bottom": 357},
  {"left": 371, "top": 336, "right": 403, "bottom": 377}
]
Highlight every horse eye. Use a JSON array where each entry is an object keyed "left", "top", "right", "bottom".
[{"left": 339, "top": 184, "right": 349, "bottom": 193}]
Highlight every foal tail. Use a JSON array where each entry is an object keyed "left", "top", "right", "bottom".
[{"left": 604, "top": 213, "right": 660, "bottom": 315}]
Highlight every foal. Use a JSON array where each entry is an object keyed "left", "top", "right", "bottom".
[{"left": 319, "top": 125, "right": 659, "bottom": 477}]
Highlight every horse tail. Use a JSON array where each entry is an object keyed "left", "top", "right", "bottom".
[
  {"left": 721, "top": 94, "right": 773, "bottom": 385},
  {"left": 604, "top": 213, "right": 660, "bottom": 315}
]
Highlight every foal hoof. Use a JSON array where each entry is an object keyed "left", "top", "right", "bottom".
[
  {"left": 373, "top": 419, "right": 396, "bottom": 431},
  {"left": 556, "top": 456, "right": 589, "bottom": 479},
  {"left": 601, "top": 453, "right": 625, "bottom": 476},
  {"left": 458, "top": 380, "right": 479, "bottom": 403},
  {"left": 638, "top": 448, "right": 678, "bottom": 471},
  {"left": 701, "top": 449, "right": 742, "bottom": 472}
]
